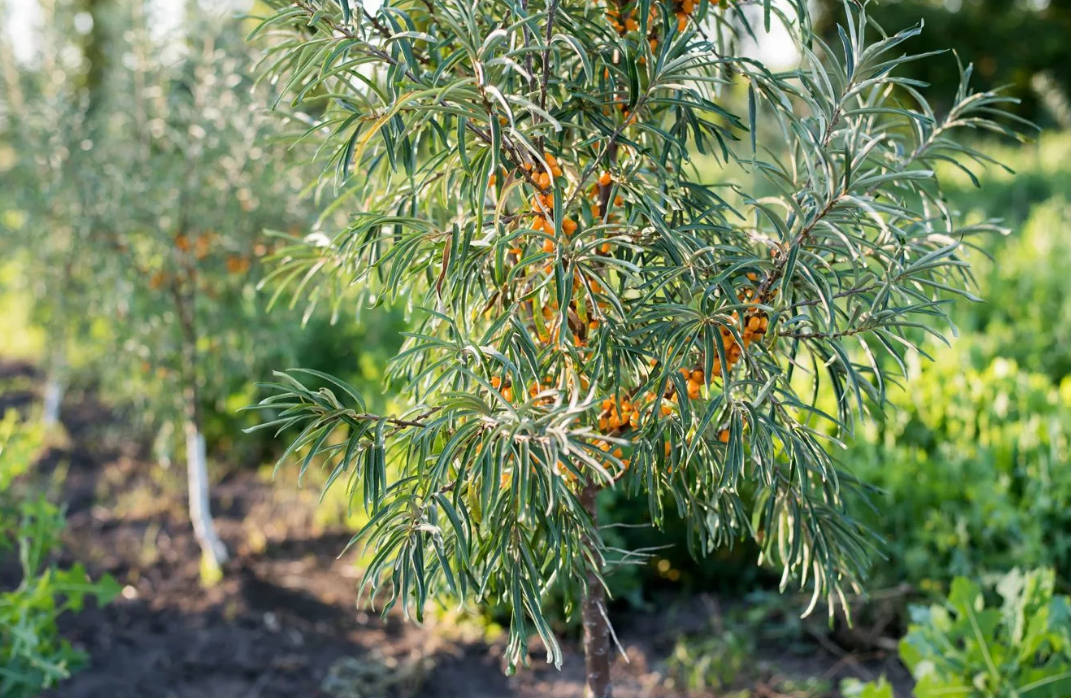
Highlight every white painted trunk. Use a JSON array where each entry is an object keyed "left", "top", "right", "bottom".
[
  {"left": 184, "top": 419, "right": 228, "bottom": 570},
  {"left": 42, "top": 377, "right": 64, "bottom": 429},
  {"left": 42, "top": 346, "right": 66, "bottom": 429}
]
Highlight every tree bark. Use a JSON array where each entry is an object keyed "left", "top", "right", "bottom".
[
  {"left": 580, "top": 482, "right": 613, "bottom": 698},
  {"left": 176, "top": 280, "right": 228, "bottom": 577}
]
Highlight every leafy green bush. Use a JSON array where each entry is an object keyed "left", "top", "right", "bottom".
[
  {"left": 852, "top": 569, "right": 1071, "bottom": 698},
  {"left": 832, "top": 186, "right": 1071, "bottom": 590},
  {"left": 0, "top": 412, "right": 119, "bottom": 697},
  {"left": 941, "top": 134, "right": 1071, "bottom": 227},
  {"left": 846, "top": 346, "right": 1071, "bottom": 587},
  {"left": 955, "top": 197, "right": 1071, "bottom": 384}
]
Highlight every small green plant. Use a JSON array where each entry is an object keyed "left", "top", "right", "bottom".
[
  {"left": 666, "top": 626, "right": 754, "bottom": 693},
  {"left": 852, "top": 568, "right": 1071, "bottom": 698},
  {"left": 0, "top": 411, "right": 119, "bottom": 697},
  {"left": 665, "top": 596, "right": 830, "bottom": 696},
  {"left": 840, "top": 676, "right": 893, "bottom": 698}
]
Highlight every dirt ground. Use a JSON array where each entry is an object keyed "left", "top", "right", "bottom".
[{"left": 2, "top": 361, "right": 911, "bottom": 698}]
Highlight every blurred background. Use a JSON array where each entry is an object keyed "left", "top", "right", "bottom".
[{"left": 1, "top": 1, "right": 1070, "bottom": 697}]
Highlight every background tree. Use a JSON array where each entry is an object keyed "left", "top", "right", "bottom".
[
  {"left": 93, "top": 6, "right": 317, "bottom": 578},
  {"left": 251, "top": 1, "right": 1015, "bottom": 696},
  {"left": 0, "top": 0, "right": 109, "bottom": 428},
  {"left": 2, "top": 0, "right": 316, "bottom": 579}
]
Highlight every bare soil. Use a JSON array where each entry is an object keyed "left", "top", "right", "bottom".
[{"left": 2, "top": 360, "right": 911, "bottom": 698}]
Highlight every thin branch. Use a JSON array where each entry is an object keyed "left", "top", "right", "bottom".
[{"left": 537, "top": 0, "right": 561, "bottom": 150}]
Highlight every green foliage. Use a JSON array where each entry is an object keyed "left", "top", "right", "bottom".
[
  {"left": 0, "top": 0, "right": 318, "bottom": 432},
  {"left": 667, "top": 624, "right": 831, "bottom": 697},
  {"left": 0, "top": 411, "right": 120, "bottom": 697},
  {"left": 249, "top": 0, "right": 1019, "bottom": 674},
  {"left": 954, "top": 197, "right": 1071, "bottom": 384},
  {"left": 835, "top": 158, "right": 1071, "bottom": 590},
  {"left": 940, "top": 134, "right": 1071, "bottom": 227},
  {"left": 666, "top": 593, "right": 832, "bottom": 695},
  {"left": 854, "top": 569, "right": 1071, "bottom": 698},
  {"left": 846, "top": 347, "right": 1071, "bottom": 587},
  {"left": 666, "top": 617, "right": 756, "bottom": 693},
  {"left": 840, "top": 676, "right": 893, "bottom": 698}
]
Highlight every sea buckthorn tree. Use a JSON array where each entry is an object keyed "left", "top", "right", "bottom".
[
  {"left": 89, "top": 10, "right": 314, "bottom": 579},
  {"left": 248, "top": 1, "right": 1017, "bottom": 695},
  {"left": 0, "top": 0, "right": 106, "bottom": 428},
  {"left": 4, "top": 2, "right": 313, "bottom": 579}
]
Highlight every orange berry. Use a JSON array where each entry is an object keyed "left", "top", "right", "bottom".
[
  {"left": 589, "top": 320, "right": 600, "bottom": 331},
  {"left": 543, "top": 239, "right": 555, "bottom": 254},
  {"left": 598, "top": 171, "right": 612, "bottom": 186},
  {"left": 677, "top": 15, "right": 688, "bottom": 32},
  {"left": 612, "top": 448, "right": 624, "bottom": 459},
  {"left": 748, "top": 315, "right": 762, "bottom": 331},
  {"left": 599, "top": 417, "right": 609, "bottom": 431},
  {"left": 563, "top": 218, "right": 578, "bottom": 235},
  {"left": 502, "top": 387, "right": 514, "bottom": 402},
  {"left": 489, "top": 174, "right": 497, "bottom": 186},
  {"left": 491, "top": 376, "right": 502, "bottom": 389},
  {"left": 719, "top": 429, "right": 730, "bottom": 444}
]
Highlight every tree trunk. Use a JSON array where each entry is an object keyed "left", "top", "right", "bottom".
[
  {"left": 177, "top": 285, "right": 227, "bottom": 578},
  {"left": 184, "top": 393, "right": 228, "bottom": 575},
  {"left": 41, "top": 348, "right": 65, "bottom": 430},
  {"left": 580, "top": 482, "right": 613, "bottom": 698}
]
